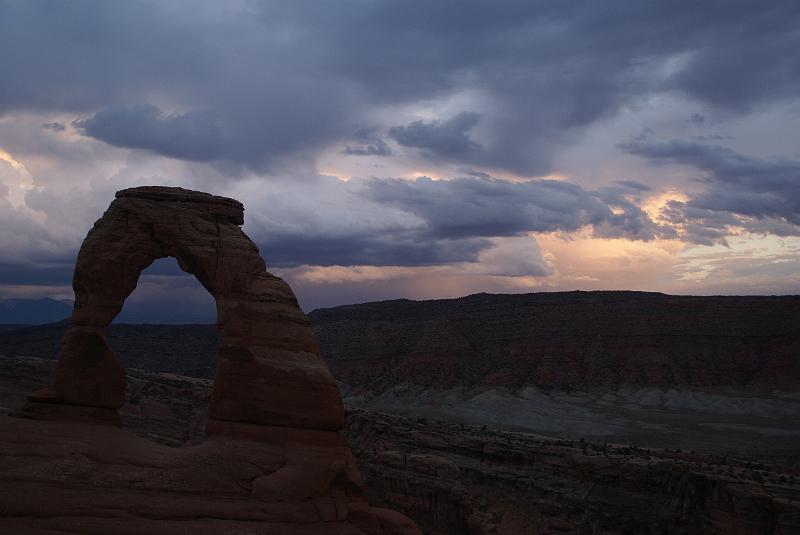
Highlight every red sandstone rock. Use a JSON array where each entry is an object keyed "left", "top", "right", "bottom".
[
  {"left": 2, "top": 186, "right": 419, "bottom": 535},
  {"left": 42, "top": 186, "right": 343, "bottom": 431},
  {"left": 0, "top": 416, "right": 418, "bottom": 534}
]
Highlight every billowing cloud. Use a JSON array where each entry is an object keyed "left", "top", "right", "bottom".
[
  {"left": 615, "top": 180, "right": 651, "bottom": 192},
  {"left": 364, "top": 176, "right": 672, "bottom": 242},
  {"left": 217, "top": 173, "right": 673, "bottom": 273},
  {"left": 2, "top": 1, "right": 798, "bottom": 174},
  {"left": 41, "top": 122, "right": 65, "bottom": 132},
  {"left": 388, "top": 112, "right": 480, "bottom": 158},
  {"left": 341, "top": 129, "right": 392, "bottom": 157},
  {"left": 74, "top": 104, "right": 223, "bottom": 162},
  {"left": 621, "top": 140, "right": 800, "bottom": 243},
  {"left": 262, "top": 232, "right": 491, "bottom": 268}
]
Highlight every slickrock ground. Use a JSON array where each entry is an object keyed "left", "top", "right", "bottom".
[
  {"left": 2, "top": 356, "right": 799, "bottom": 535},
  {"left": 1, "top": 416, "right": 420, "bottom": 535}
]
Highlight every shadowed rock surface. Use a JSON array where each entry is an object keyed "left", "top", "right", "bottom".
[
  {"left": 310, "top": 292, "right": 800, "bottom": 393},
  {"left": 307, "top": 292, "right": 800, "bottom": 450},
  {"left": 2, "top": 291, "right": 800, "bottom": 450},
  {"left": 0, "top": 320, "right": 221, "bottom": 377},
  {"left": 2, "top": 356, "right": 798, "bottom": 535},
  {"left": 4, "top": 291, "right": 798, "bottom": 390},
  {"left": 42, "top": 186, "right": 342, "bottom": 430},
  {"left": 0, "top": 186, "right": 419, "bottom": 535}
]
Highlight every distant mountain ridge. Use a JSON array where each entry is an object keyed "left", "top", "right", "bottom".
[
  {"left": 0, "top": 321, "right": 220, "bottom": 378},
  {"left": 0, "top": 298, "right": 72, "bottom": 324},
  {"left": 0, "top": 297, "right": 215, "bottom": 325}
]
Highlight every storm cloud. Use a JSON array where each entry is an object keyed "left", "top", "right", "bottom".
[
  {"left": 365, "top": 176, "right": 671, "bottom": 241},
  {"left": 74, "top": 104, "right": 223, "bottom": 162},
  {"left": 2, "top": 1, "right": 798, "bottom": 173},
  {"left": 341, "top": 129, "right": 392, "bottom": 157},
  {"left": 621, "top": 140, "right": 800, "bottom": 243},
  {"left": 239, "top": 174, "right": 674, "bottom": 270},
  {"left": 388, "top": 112, "right": 481, "bottom": 158},
  {"left": 1, "top": 1, "right": 798, "bottom": 308}
]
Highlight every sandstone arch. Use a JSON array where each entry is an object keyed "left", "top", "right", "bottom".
[
  {"left": 38, "top": 186, "right": 343, "bottom": 432},
  {"left": 12, "top": 186, "right": 421, "bottom": 535}
]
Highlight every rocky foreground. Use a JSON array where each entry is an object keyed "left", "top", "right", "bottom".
[{"left": 2, "top": 356, "right": 799, "bottom": 535}]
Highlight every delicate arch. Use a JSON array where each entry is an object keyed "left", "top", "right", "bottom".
[{"left": 43, "top": 186, "right": 343, "bottom": 432}]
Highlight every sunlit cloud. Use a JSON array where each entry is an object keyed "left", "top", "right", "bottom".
[{"left": 0, "top": 147, "right": 36, "bottom": 208}]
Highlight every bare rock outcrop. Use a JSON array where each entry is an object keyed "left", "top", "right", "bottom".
[
  {"left": 1, "top": 186, "right": 419, "bottom": 535},
  {"left": 40, "top": 186, "right": 341, "bottom": 430},
  {"left": 3, "top": 356, "right": 800, "bottom": 535}
]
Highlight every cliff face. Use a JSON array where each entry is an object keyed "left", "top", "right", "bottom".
[
  {"left": 309, "top": 291, "right": 800, "bottom": 392},
  {"left": 343, "top": 409, "right": 800, "bottom": 535}
]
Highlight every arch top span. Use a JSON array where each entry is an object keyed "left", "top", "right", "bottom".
[
  {"left": 116, "top": 186, "right": 245, "bottom": 224},
  {"left": 38, "top": 186, "right": 344, "bottom": 432}
]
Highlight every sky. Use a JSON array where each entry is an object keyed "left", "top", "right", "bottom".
[{"left": 0, "top": 0, "right": 799, "bottom": 317}]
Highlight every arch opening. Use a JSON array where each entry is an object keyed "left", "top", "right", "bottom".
[
  {"left": 115, "top": 257, "right": 217, "bottom": 324},
  {"left": 109, "top": 257, "right": 220, "bottom": 446},
  {"left": 33, "top": 186, "right": 344, "bottom": 434}
]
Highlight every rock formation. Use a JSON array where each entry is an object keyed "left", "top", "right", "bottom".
[
  {"left": 343, "top": 408, "right": 800, "bottom": 535},
  {"left": 36, "top": 186, "right": 342, "bottom": 430},
  {"left": 2, "top": 186, "right": 419, "bottom": 534},
  {"left": 3, "top": 356, "right": 798, "bottom": 535}
]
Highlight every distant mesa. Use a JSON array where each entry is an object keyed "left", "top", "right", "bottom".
[
  {"left": 1, "top": 186, "right": 419, "bottom": 534},
  {"left": 0, "top": 296, "right": 216, "bottom": 325},
  {"left": 0, "top": 297, "right": 72, "bottom": 324}
]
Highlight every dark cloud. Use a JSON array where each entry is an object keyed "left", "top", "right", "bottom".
[
  {"left": 594, "top": 182, "right": 678, "bottom": 241},
  {"left": 615, "top": 180, "right": 651, "bottom": 192},
  {"left": 2, "top": 1, "right": 797, "bottom": 174},
  {"left": 388, "top": 112, "right": 480, "bottom": 157},
  {"left": 341, "top": 128, "right": 392, "bottom": 157},
  {"left": 366, "top": 176, "right": 673, "bottom": 241},
  {"left": 621, "top": 139, "right": 800, "bottom": 242},
  {"left": 74, "top": 104, "right": 223, "bottom": 162},
  {"left": 261, "top": 233, "right": 490, "bottom": 268},
  {"left": 41, "top": 122, "right": 65, "bottom": 132},
  {"left": 669, "top": 11, "right": 800, "bottom": 113},
  {"left": 693, "top": 134, "right": 733, "bottom": 142},
  {"left": 223, "top": 173, "right": 674, "bottom": 269},
  {"left": 689, "top": 113, "right": 705, "bottom": 125},
  {"left": 659, "top": 200, "right": 735, "bottom": 246}
]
